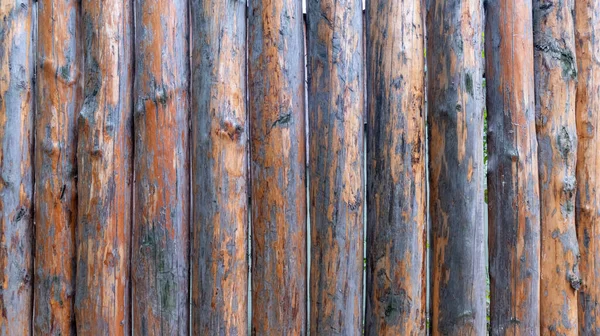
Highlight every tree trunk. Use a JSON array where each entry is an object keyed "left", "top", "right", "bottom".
[
  {"left": 75, "top": 0, "right": 133, "bottom": 334},
  {"left": 365, "top": 0, "right": 426, "bottom": 334},
  {"left": 306, "top": 0, "right": 364, "bottom": 334},
  {"left": 533, "top": 1, "right": 580, "bottom": 334},
  {"left": 131, "top": 0, "right": 189, "bottom": 335},
  {"left": 34, "top": 0, "right": 81, "bottom": 334},
  {"left": 0, "top": 0, "right": 34, "bottom": 334},
  {"left": 428, "top": 1, "right": 486, "bottom": 335},
  {"left": 190, "top": 1, "right": 247, "bottom": 334},
  {"left": 248, "top": 0, "right": 307, "bottom": 333},
  {"left": 575, "top": 2, "right": 600, "bottom": 334}
]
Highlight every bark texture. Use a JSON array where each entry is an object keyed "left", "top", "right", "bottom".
[
  {"left": 306, "top": 0, "right": 364, "bottom": 334},
  {"left": 132, "top": 0, "right": 189, "bottom": 335},
  {"left": 34, "top": 0, "right": 82, "bottom": 334},
  {"left": 190, "top": 0, "right": 247, "bottom": 334},
  {"left": 75, "top": 0, "right": 133, "bottom": 334},
  {"left": 365, "top": 0, "right": 427, "bottom": 334},
  {"left": 575, "top": 2, "right": 600, "bottom": 334},
  {"left": 428, "top": 1, "right": 486, "bottom": 335},
  {"left": 485, "top": 1, "right": 541, "bottom": 335},
  {"left": 248, "top": 0, "right": 307, "bottom": 333},
  {"left": 0, "top": 0, "right": 34, "bottom": 334},
  {"left": 533, "top": 1, "right": 580, "bottom": 334}
]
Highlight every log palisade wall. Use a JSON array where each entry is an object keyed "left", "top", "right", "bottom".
[{"left": 1, "top": 0, "right": 600, "bottom": 335}]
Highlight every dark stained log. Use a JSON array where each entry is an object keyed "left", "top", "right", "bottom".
[
  {"left": 533, "top": 1, "right": 580, "bottom": 334},
  {"left": 75, "top": 0, "right": 133, "bottom": 334},
  {"left": 365, "top": 0, "right": 427, "bottom": 334},
  {"left": 575, "top": 2, "right": 600, "bottom": 334},
  {"left": 485, "top": 1, "right": 542, "bottom": 334},
  {"left": 132, "top": 0, "right": 189, "bottom": 334},
  {"left": 427, "top": 1, "right": 486, "bottom": 335},
  {"left": 0, "top": 0, "right": 34, "bottom": 334},
  {"left": 248, "top": 0, "right": 307, "bottom": 333},
  {"left": 33, "top": 0, "right": 82, "bottom": 334},
  {"left": 306, "top": 0, "right": 364, "bottom": 334},
  {"left": 190, "top": 0, "right": 247, "bottom": 334}
]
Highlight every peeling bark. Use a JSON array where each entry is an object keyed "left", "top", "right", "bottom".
[
  {"left": 34, "top": 0, "right": 81, "bottom": 334},
  {"left": 306, "top": 0, "right": 364, "bottom": 334},
  {"left": 365, "top": 0, "right": 427, "bottom": 334},
  {"left": 132, "top": 0, "right": 189, "bottom": 335},
  {"left": 75, "top": 1, "right": 133, "bottom": 334},
  {"left": 533, "top": 1, "right": 580, "bottom": 334},
  {"left": 0, "top": 0, "right": 34, "bottom": 334},
  {"left": 248, "top": 0, "right": 307, "bottom": 333},
  {"left": 428, "top": 1, "right": 486, "bottom": 335},
  {"left": 575, "top": 1, "right": 600, "bottom": 334},
  {"left": 190, "top": 1, "right": 247, "bottom": 335}
]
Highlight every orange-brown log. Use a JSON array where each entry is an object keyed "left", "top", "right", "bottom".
[
  {"left": 75, "top": 0, "right": 133, "bottom": 334},
  {"left": 0, "top": 0, "right": 34, "bottom": 334},
  {"left": 34, "top": 0, "right": 82, "bottom": 334},
  {"left": 190, "top": 0, "right": 248, "bottom": 334},
  {"left": 131, "top": 0, "right": 189, "bottom": 335}
]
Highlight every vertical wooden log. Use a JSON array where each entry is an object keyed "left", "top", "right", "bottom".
[
  {"left": 0, "top": 0, "right": 34, "bottom": 334},
  {"left": 248, "top": 0, "right": 307, "bottom": 333},
  {"left": 132, "top": 0, "right": 189, "bottom": 335},
  {"left": 575, "top": 2, "right": 600, "bottom": 334},
  {"left": 427, "top": 1, "right": 486, "bottom": 335},
  {"left": 306, "top": 0, "right": 364, "bottom": 334},
  {"left": 365, "top": 0, "right": 426, "bottom": 334},
  {"left": 533, "top": 1, "right": 580, "bottom": 334},
  {"left": 485, "top": 1, "right": 541, "bottom": 334},
  {"left": 34, "top": 0, "right": 81, "bottom": 334},
  {"left": 75, "top": 0, "right": 133, "bottom": 334},
  {"left": 190, "top": 1, "right": 247, "bottom": 334}
]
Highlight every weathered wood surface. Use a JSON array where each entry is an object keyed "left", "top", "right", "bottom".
[
  {"left": 485, "top": 1, "right": 541, "bottom": 335},
  {"left": 190, "top": 0, "right": 247, "bottom": 334},
  {"left": 533, "top": 1, "right": 580, "bottom": 334},
  {"left": 0, "top": 0, "right": 34, "bottom": 334},
  {"left": 75, "top": 0, "right": 133, "bottom": 334},
  {"left": 365, "top": 0, "right": 427, "bottom": 334},
  {"left": 428, "top": 1, "right": 486, "bottom": 335},
  {"left": 132, "top": 0, "right": 189, "bottom": 335},
  {"left": 34, "top": 0, "right": 82, "bottom": 334},
  {"left": 575, "top": 2, "right": 600, "bottom": 334},
  {"left": 306, "top": 0, "right": 364, "bottom": 334},
  {"left": 248, "top": 0, "right": 307, "bottom": 333}
]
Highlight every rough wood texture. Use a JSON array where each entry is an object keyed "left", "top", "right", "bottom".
[
  {"left": 248, "top": 0, "right": 307, "bottom": 333},
  {"left": 533, "top": 1, "right": 580, "bottom": 334},
  {"left": 75, "top": 0, "right": 133, "bottom": 334},
  {"left": 34, "top": 0, "right": 82, "bottom": 334},
  {"left": 190, "top": 1, "right": 247, "bottom": 334},
  {"left": 132, "top": 0, "right": 189, "bottom": 335},
  {"left": 306, "top": 0, "right": 364, "bottom": 334},
  {"left": 365, "top": 0, "right": 426, "bottom": 334},
  {"left": 428, "top": 1, "right": 486, "bottom": 335},
  {"left": 485, "top": 1, "right": 541, "bottom": 335},
  {"left": 0, "top": 0, "right": 34, "bottom": 334},
  {"left": 575, "top": 2, "right": 600, "bottom": 334}
]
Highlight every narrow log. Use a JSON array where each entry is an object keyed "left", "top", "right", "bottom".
[
  {"left": 248, "top": 0, "right": 307, "bottom": 333},
  {"left": 132, "top": 0, "right": 189, "bottom": 335},
  {"left": 34, "top": 0, "right": 82, "bottom": 334},
  {"left": 75, "top": 0, "right": 133, "bottom": 334},
  {"left": 533, "top": 1, "right": 580, "bottom": 334},
  {"left": 575, "top": 2, "right": 600, "bottom": 334},
  {"left": 0, "top": 0, "right": 34, "bottom": 334},
  {"left": 365, "top": 0, "right": 427, "bottom": 334},
  {"left": 306, "top": 0, "right": 364, "bottom": 334},
  {"left": 428, "top": 1, "right": 486, "bottom": 335},
  {"left": 190, "top": 0, "right": 247, "bottom": 334}
]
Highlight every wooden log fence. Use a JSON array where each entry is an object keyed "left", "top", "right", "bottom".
[{"left": 2, "top": 0, "right": 600, "bottom": 335}]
